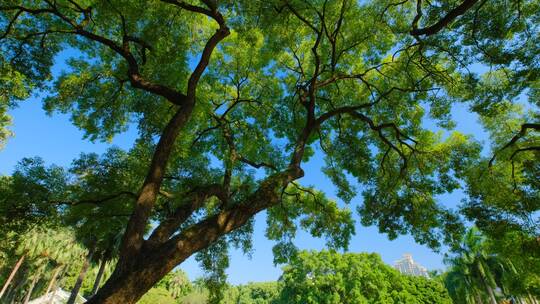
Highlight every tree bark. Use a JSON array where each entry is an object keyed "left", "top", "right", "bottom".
[
  {"left": 475, "top": 293, "right": 484, "bottom": 304},
  {"left": 23, "top": 274, "right": 39, "bottom": 304},
  {"left": 485, "top": 282, "right": 498, "bottom": 304},
  {"left": 44, "top": 266, "right": 61, "bottom": 296},
  {"left": 86, "top": 169, "right": 301, "bottom": 304},
  {"left": 410, "top": 0, "right": 480, "bottom": 36},
  {"left": 68, "top": 245, "right": 95, "bottom": 304},
  {"left": 45, "top": 266, "right": 63, "bottom": 304},
  {"left": 0, "top": 254, "right": 25, "bottom": 300},
  {"left": 91, "top": 258, "right": 108, "bottom": 296}
]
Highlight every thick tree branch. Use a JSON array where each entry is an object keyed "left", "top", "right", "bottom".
[
  {"left": 160, "top": 0, "right": 229, "bottom": 98},
  {"left": 147, "top": 184, "right": 227, "bottom": 245},
  {"left": 489, "top": 123, "right": 540, "bottom": 166},
  {"left": 0, "top": 3, "right": 187, "bottom": 105},
  {"left": 410, "top": 0, "right": 480, "bottom": 36},
  {"left": 165, "top": 168, "right": 303, "bottom": 263},
  {"left": 117, "top": 4, "right": 229, "bottom": 268}
]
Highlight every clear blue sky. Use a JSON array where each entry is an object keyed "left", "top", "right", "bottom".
[{"left": 0, "top": 52, "right": 490, "bottom": 284}]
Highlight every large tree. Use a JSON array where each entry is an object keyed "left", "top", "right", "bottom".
[{"left": 1, "top": 0, "right": 538, "bottom": 303}]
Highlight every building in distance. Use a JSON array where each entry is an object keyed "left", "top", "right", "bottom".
[{"left": 393, "top": 253, "right": 429, "bottom": 278}]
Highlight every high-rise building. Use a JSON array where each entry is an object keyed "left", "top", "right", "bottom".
[{"left": 393, "top": 253, "right": 429, "bottom": 277}]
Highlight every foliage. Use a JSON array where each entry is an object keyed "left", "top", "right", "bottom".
[
  {"left": 443, "top": 227, "right": 540, "bottom": 304},
  {"left": 0, "top": 57, "right": 34, "bottom": 149},
  {"left": 278, "top": 250, "right": 452, "bottom": 304},
  {"left": 487, "top": 231, "right": 540, "bottom": 298},
  {"left": 453, "top": 101, "right": 540, "bottom": 265},
  {"left": 155, "top": 269, "right": 192, "bottom": 300},
  {"left": 0, "top": 158, "right": 67, "bottom": 237},
  {"left": 178, "top": 278, "right": 209, "bottom": 304},
  {"left": 0, "top": 225, "right": 87, "bottom": 303},
  {"left": 222, "top": 282, "right": 280, "bottom": 304},
  {"left": 137, "top": 287, "right": 176, "bottom": 304},
  {"left": 0, "top": 0, "right": 539, "bottom": 302}
]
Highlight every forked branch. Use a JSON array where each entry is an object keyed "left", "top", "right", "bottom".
[
  {"left": 410, "top": 0, "right": 480, "bottom": 36},
  {"left": 489, "top": 123, "right": 540, "bottom": 167}
]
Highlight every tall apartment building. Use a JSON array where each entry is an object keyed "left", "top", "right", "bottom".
[{"left": 393, "top": 253, "right": 429, "bottom": 277}]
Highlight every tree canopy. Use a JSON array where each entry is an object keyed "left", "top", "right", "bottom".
[
  {"left": 279, "top": 250, "right": 452, "bottom": 304},
  {"left": 0, "top": 0, "right": 539, "bottom": 303}
]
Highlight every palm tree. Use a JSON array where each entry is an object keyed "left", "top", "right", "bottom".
[
  {"left": 90, "top": 225, "right": 125, "bottom": 296},
  {"left": 90, "top": 248, "right": 111, "bottom": 296},
  {"left": 0, "top": 254, "right": 25, "bottom": 300},
  {"left": 65, "top": 220, "right": 126, "bottom": 301},
  {"left": 444, "top": 259, "right": 483, "bottom": 304},
  {"left": 22, "top": 272, "right": 40, "bottom": 304},
  {"left": 444, "top": 227, "right": 503, "bottom": 304},
  {"left": 16, "top": 227, "right": 85, "bottom": 303}
]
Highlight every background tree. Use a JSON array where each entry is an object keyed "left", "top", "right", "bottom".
[
  {"left": 181, "top": 278, "right": 210, "bottom": 304},
  {"left": 61, "top": 148, "right": 136, "bottom": 300},
  {"left": 137, "top": 286, "right": 177, "bottom": 304},
  {"left": 278, "top": 250, "right": 452, "bottom": 304},
  {"left": 222, "top": 281, "right": 280, "bottom": 304},
  {"left": 154, "top": 269, "right": 193, "bottom": 301},
  {"left": 486, "top": 231, "right": 540, "bottom": 302},
  {"left": 1, "top": 0, "right": 539, "bottom": 303},
  {"left": 0, "top": 157, "right": 66, "bottom": 238},
  {"left": 444, "top": 228, "right": 498, "bottom": 304},
  {"left": 443, "top": 227, "right": 539, "bottom": 304},
  {"left": 0, "top": 225, "right": 86, "bottom": 303}
]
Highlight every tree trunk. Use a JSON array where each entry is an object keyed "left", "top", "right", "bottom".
[
  {"left": 23, "top": 274, "right": 39, "bottom": 304},
  {"left": 0, "top": 254, "right": 25, "bottom": 300},
  {"left": 87, "top": 170, "right": 298, "bottom": 304},
  {"left": 44, "top": 266, "right": 62, "bottom": 296},
  {"left": 4, "top": 286, "right": 15, "bottom": 304},
  {"left": 68, "top": 245, "right": 95, "bottom": 304},
  {"left": 477, "top": 262, "right": 497, "bottom": 304},
  {"left": 91, "top": 258, "right": 107, "bottom": 295},
  {"left": 475, "top": 293, "right": 484, "bottom": 304},
  {"left": 85, "top": 246, "right": 180, "bottom": 304},
  {"left": 485, "top": 283, "right": 498, "bottom": 304},
  {"left": 43, "top": 266, "right": 62, "bottom": 304}
]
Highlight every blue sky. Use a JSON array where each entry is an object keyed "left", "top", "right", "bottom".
[{"left": 0, "top": 94, "right": 488, "bottom": 284}]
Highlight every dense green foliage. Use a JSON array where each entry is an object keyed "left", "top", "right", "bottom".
[
  {"left": 0, "top": 225, "right": 115, "bottom": 303},
  {"left": 279, "top": 250, "right": 452, "bottom": 304},
  {"left": 0, "top": 0, "right": 539, "bottom": 302},
  {"left": 443, "top": 227, "right": 540, "bottom": 304},
  {"left": 137, "top": 287, "right": 177, "bottom": 304},
  {"left": 222, "top": 282, "right": 280, "bottom": 304},
  {"left": 140, "top": 252, "right": 453, "bottom": 304}
]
